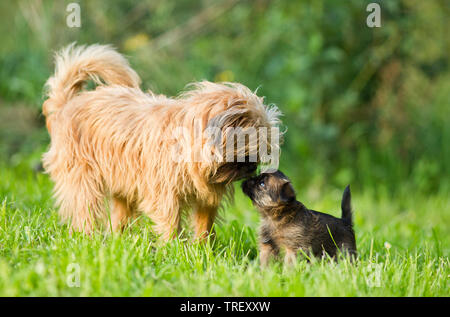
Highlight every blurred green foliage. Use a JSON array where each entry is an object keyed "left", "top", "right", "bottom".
[{"left": 0, "top": 0, "right": 449, "bottom": 194}]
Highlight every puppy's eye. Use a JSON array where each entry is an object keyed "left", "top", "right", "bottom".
[{"left": 259, "top": 181, "right": 265, "bottom": 188}]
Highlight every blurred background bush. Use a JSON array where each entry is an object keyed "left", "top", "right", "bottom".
[{"left": 0, "top": 0, "right": 448, "bottom": 195}]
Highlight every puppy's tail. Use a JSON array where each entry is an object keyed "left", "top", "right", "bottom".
[
  {"left": 341, "top": 185, "right": 353, "bottom": 226},
  {"left": 43, "top": 43, "right": 140, "bottom": 121}
]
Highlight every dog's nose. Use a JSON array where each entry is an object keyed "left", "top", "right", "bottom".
[
  {"left": 247, "top": 163, "right": 257, "bottom": 173},
  {"left": 241, "top": 163, "right": 257, "bottom": 177}
]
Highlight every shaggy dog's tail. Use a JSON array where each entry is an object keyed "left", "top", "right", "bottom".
[{"left": 43, "top": 43, "right": 140, "bottom": 123}]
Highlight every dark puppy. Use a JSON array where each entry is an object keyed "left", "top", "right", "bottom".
[{"left": 242, "top": 170, "right": 356, "bottom": 266}]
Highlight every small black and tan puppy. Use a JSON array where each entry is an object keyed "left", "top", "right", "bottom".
[{"left": 242, "top": 170, "right": 356, "bottom": 266}]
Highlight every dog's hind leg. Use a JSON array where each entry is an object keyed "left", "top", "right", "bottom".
[
  {"left": 193, "top": 204, "right": 218, "bottom": 241},
  {"left": 54, "top": 168, "right": 106, "bottom": 235}
]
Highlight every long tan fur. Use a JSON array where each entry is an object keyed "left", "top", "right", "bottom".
[{"left": 42, "top": 44, "right": 282, "bottom": 240}]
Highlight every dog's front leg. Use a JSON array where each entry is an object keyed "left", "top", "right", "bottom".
[
  {"left": 260, "top": 242, "right": 279, "bottom": 267},
  {"left": 284, "top": 248, "right": 297, "bottom": 266},
  {"left": 193, "top": 204, "right": 218, "bottom": 241},
  {"left": 109, "top": 196, "right": 133, "bottom": 232}
]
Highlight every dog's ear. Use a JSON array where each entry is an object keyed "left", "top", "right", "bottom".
[
  {"left": 280, "top": 182, "right": 295, "bottom": 203},
  {"left": 209, "top": 163, "right": 237, "bottom": 184}
]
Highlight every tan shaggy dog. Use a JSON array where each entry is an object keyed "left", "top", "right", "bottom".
[{"left": 42, "top": 44, "right": 282, "bottom": 240}]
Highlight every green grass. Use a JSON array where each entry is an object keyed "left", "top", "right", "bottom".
[{"left": 0, "top": 157, "right": 448, "bottom": 296}]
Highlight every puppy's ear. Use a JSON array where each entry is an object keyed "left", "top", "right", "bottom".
[{"left": 280, "top": 182, "right": 295, "bottom": 203}]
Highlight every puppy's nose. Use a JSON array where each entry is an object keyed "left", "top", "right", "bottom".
[
  {"left": 242, "top": 181, "right": 255, "bottom": 199},
  {"left": 241, "top": 178, "right": 253, "bottom": 193}
]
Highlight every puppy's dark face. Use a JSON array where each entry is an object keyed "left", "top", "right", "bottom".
[{"left": 242, "top": 170, "right": 296, "bottom": 210}]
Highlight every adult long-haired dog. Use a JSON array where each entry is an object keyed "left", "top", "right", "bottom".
[{"left": 42, "top": 44, "right": 282, "bottom": 240}]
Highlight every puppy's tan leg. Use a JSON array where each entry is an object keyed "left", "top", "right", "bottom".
[
  {"left": 110, "top": 197, "right": 133, "bottom": 232},
  {"left": 260, "top": 242, "right": 279, "bottom": 267},
  {"left": 193, "top": 205, "right": 218, "bottom": 241},
  {"left": 284, "top": 248, "right": 297, "bottom": 266}
]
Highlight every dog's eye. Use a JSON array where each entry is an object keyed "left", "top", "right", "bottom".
[{"left": 259, "top": 181, "right": 265, "bottom": 188}]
